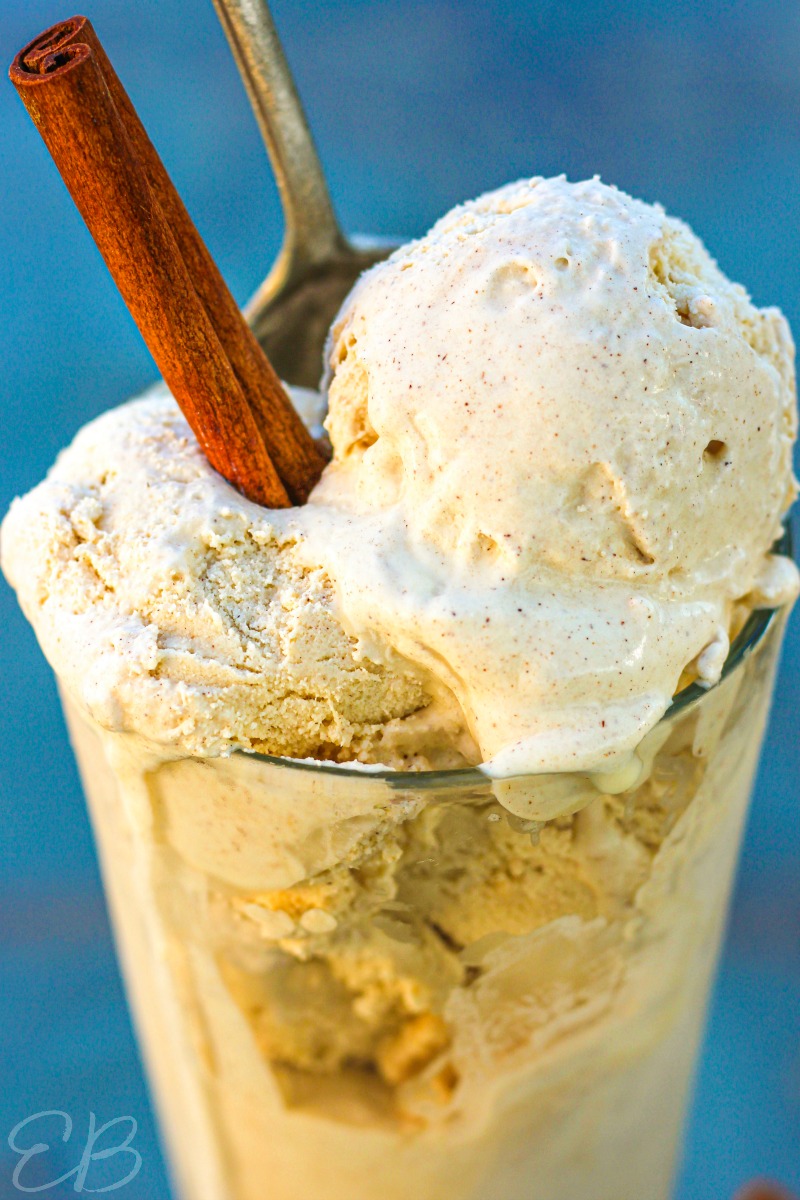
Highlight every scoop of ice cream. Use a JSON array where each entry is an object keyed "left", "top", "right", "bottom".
[
  {"left": 302, "top": 175, "right": 798, "bottom": 774},
  {"left": 323, "top": 176, "right": 795, "bottom": 581},
  {"left": 0, "top": 389, "right": 468, "bottom": 763}
]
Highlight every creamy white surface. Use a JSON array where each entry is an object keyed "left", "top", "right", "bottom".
[
  {"left": 2, "top": 176, "right": 797, "bottom": 775},
  {"left": 305, "top": 175, "right": 798, "bottom": 773}
]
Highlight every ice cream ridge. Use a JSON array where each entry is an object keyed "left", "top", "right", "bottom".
[{"left": 4, "top": 176, "right": 797, "bottom": 778}]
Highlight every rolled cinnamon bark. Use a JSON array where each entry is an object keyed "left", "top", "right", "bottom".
[{"left": 10, "top": 21, "right": 328, "bottom": 505}]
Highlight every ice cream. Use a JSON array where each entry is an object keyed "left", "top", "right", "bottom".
[
  {"left": 309, "top": 174, "right": 798, "bottom": 776},
  {"left": 0, "top": 386, "right": 475, "bottom": 770},
  {"left": 2, "top": 175, "right": 798, "bottom": 1200},
  {"left": 4, "top": 176, "right": 796, "bottom": 776}
]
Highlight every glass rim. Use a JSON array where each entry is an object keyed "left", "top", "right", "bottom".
[{"left": 236, "top": 525, "right": 793, "bottom": 792}]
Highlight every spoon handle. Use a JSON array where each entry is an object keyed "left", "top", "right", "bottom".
[{"left": 211, "top": 0, "right": 347, "bottom": 272}]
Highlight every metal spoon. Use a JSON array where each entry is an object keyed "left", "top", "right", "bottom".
[{"left": 211, "top": 0, "right": 397, "bottom": 387}]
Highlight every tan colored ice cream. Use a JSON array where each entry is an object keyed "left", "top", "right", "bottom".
[
  {"left": 2, "top": 176, "right": 798, "bottom": 1200},
  {"left": 0, "top": 387, "right": 447, "bottom": 763},
  {"left": 53, "top": 641, "right": 788, "bottom": 1200}
]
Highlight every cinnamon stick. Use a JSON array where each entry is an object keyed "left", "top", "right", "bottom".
[
  {"left": 17, "top": 16, "right": 328, "bottom": 504},
  {"left": 10, "top": 20, "right": 328, "bottom": 505}
]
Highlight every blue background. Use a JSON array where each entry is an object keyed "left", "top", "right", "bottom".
[{"left": 1, "top": 0, "right": 799, "bottom": 1196}]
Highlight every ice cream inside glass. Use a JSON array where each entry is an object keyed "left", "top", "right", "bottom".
[{"left": 3, "top": 177, "right": 798, "bottom": 1200}]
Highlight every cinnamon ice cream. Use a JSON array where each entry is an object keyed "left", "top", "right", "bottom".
[
  {"left": 5, "top": 177, "right": 795, "bottom": 774},
  {"left": 2, "top": 176, "right": 797, "bottom": 1200}
]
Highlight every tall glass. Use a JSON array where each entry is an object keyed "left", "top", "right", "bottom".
[{"left": 60, "top": 602, "right": 788, "bottom": 1200}]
